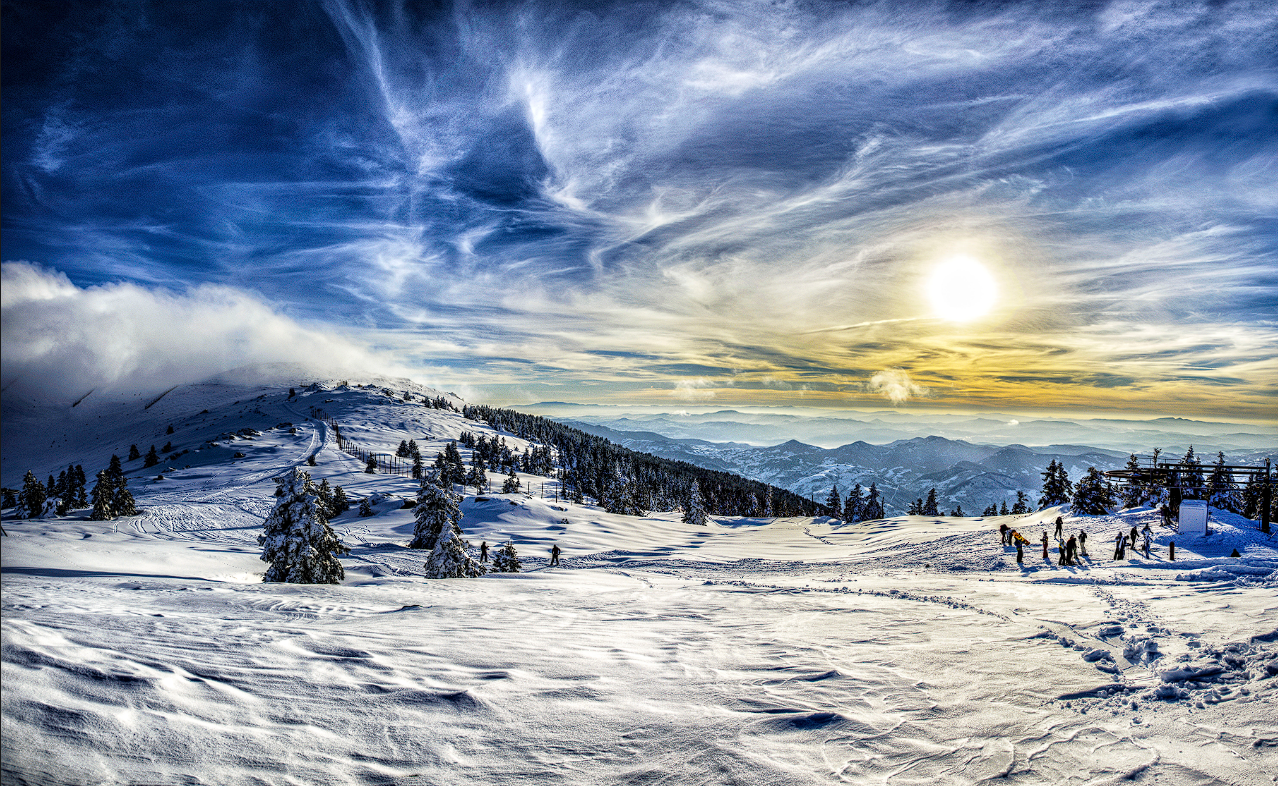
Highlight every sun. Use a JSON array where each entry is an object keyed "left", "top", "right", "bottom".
[{"left": 927, "top": 254, "right": 997, "bottom": 323}]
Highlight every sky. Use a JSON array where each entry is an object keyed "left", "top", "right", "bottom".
[{"left": 3, "top": 0, "right": 1276, "bottom": 422}]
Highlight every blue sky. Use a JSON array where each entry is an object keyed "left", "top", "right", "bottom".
[{"left": 3, "top": 0, "right": 1276, "bottom": 420}]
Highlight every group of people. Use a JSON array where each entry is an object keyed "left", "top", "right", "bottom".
[
  {"left": 1001, "top": 517, "right": 1089, "bottom": 566},
  {"left": 478, "top": 541, "right": 562, "bottom": 566},
  {"left": 999, "top": 516, "right": 1176, "bottom": 566}
]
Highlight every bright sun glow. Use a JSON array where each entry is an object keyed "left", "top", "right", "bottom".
[{"left": 928, "top": 254, "right": 997, "bottom": 323}]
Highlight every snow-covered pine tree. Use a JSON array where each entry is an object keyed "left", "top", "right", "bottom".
[
  {"left": 424, "top": 522, "right": 486, "bottom": 578},
  {"left": 331, "top": 485, "right": 350, "bottom": 515},
  {"left": 1121, "top": 454, "right": 1146, "bottom": 508},
  {"left": 501, "top": 467, "right": 521, "bottom": 494},
  {"left": 89, "top": 470, "right": 115, "bottom": 521},
  {"left": 1180, "top": 446, "right": 1205, "bottom": 499},
  {"left": 364, "top": 456, "right": 378, "bottom": 474},
  {"left": 258, "top": 468, "right": 349, "bottom": 584},
  {"left": 923, "top": 488, "right": 939, "bottom": 517},
  {"left": 410, "top": 473, "right": 462, "bottom": 550},
  {"left": 682, "top": 480, "right": 709, "bottom": 526},
  {"left": 602, "top": 472, "right": 646, "bottom": 516},
  {"left": 907, "top": 498, "right": 923, "bottom": 516},
  {"left": 69, "top": 465, "right": 88, "bottom": 509},
  {"left": 1071, "top": 467, "right": 1115, "bottom": 515},
  {"left": 358, "top": 497, "right": 374, "bottom": 517},
  {"left": 465, "top": 464, "right": 488, "bottom": 494},
  {"left": 408, "top": 439, "right": 420, "bottom": 460},
  {"left": 1207, "top": 452, "right": 1242, "bottom": 513},
  {"left": 491, "top": 540, "right": 521, "bottom": 573},
  {"left": 411, "top": 454, "right": 424, "bottom": 480},
  {"left": 17, "top": 471, "right": 46, "bottom": 519},
  {"left": 316, "top": 479, "right": 334, "bottom": 517},
  {"left": 825, "top": 484, "right": 842, "bottom": 518},
  {"left": 3, "top": 488, "right": 17, "bottom": 509},
  {"left": 144, "top": 445, "right": 160, "bottom": 468},
  {"left": 396, "top": 440, "right": 410, "bottom": 458}
]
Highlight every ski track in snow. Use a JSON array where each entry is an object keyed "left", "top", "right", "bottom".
[{"left": 3, "top": 380, "right": 1276, "bottom": 785}]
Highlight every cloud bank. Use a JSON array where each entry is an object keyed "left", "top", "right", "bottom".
[{"left": 1, "top": 262, "right": 405, "bottom": 398}]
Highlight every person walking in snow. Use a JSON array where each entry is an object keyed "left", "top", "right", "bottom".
[
  {"left": 999, "top": 522, "right": 1009, "bottom": 546},
  {"left": 1078, "top": 530, "right": 1088, "bottom": 558},
  {"left": 549, "top": 543, "right": 561, "bottom": 567},
  {"left": 480, "top": 541, "right": 489, "bottom": 563},
  {"left": 1142, "top": 529, "right": 1152, "bottom": 559},
  {"left": 1041, "top": 531, "right": 1049, "bottom": 560},
  {"left": 1065, "top": 534, "right": 1078, "bottom": 566},
  {"left": 1113, "top": 532, "right": 1126, "bottom": 561},
  {"left": 1129, "top": 525, "right": 1139, "bottom": 549},
  {"left": 1054, "top": 516, "right": 1063, "bottom": 540},
  {"left": 1169, "top": 540, "right": 1175, "bottom": 561},
  {"left": 1016, "top": 538, "right": 1023, "bottom": 565}
]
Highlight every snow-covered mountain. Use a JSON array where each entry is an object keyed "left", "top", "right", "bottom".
[{"left": 3, "top": 372, "right": 1277, "bottom": 785}]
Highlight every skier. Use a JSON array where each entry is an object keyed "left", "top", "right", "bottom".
[
  {"left": 1065, "top": 534, "right": 1078, "bottom": 566},
  {"left": 999, "top": 522, "right": 1009, "bottom": 546},
  {"left": 1078, "top": 530, "right": 1088, "bottom": 558},
  {"left": 549, "top": 543, "right": 561, "bottom": 567},
  {"left": 1041, "top": 531, "right": 1049, "bottom": 560},
  {"left": 480, "top": 541, "right": 489, "bottom": 563},
  {"left": 1129, "top": 525, "right": 1139, "bottom": 549},
  {"left": 1113, "top": 532, "right": 1126, "bottom": 561},
  {"left": 1054, "top": 516, "right": 1063, "bottom": 540}
]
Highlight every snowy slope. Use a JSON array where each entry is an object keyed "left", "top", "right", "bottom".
[{"left": 3, "top": 376, "right": 1277, "bottom": 785}]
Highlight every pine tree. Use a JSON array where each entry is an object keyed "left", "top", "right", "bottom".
[
  {"left": 1071, "top": 467, "right": 1115, "bottom": 515},
  {"left": 365, "top": 456, "right": 378, "bottom": 474},
  {"left": 411, "top": 454, "right": 424, "bottom": 480},
  {"left": 424, "top": 523, "right": 486, "bottom": 579},
  {"left": 465, "top": 464, "right": 488, "bottom": 494},
  {"left": 951, "top": 504, "right": 965, "bottom": 516},
  {"left": 2, "top": 489, "right": 16, "bottom": 509},
  {"left": 331, "top": 486, "right": 350, "bottom": 515},
  {"left": 316, "top": 479, "right": 334, "bottom": 518},
  {"left": 863, "top": 483, "right": 883, "bottom": 520},
  {"left": 407, "top": 439, "right": 421, "bottom": 460},
  {"left": 69, "top": 465, "right": 88, "bottom": 508},
  {"left": 107, "top": 454, "right": 138, "bottom": 516},
  {"left": 358, "top": 497, "right": 375, "bottom": 517},
  {"left": 501, "top": 467, "right": 521, "bottom": 494},
  {"left": 907, "top": 498, "right": 923, "bottom": 516},
  {"left": 144, "top": 445, "right": 161, "bottom": 468},
  {"left": 1180, "top": 446, "right": 1205, "bottom": 499},
  {"left": 396, "top": 440, "right": 410, "bottom": 458},
  {"left": 1121, "top": 454, "right": 1146, "bottom": 508},
  {"left": 825, "top": 484, "right": 842, "bottom": 518},
  {"left": 682, "top": 480, "right": 709, "bottom": 526},
  {"left": 128, "top": 444, "right": 142, "bottom": 461},
  {"left": 410, "top": 474, "right": 462, "bottom": 550},
  {"left": 89, "top": 470, "right": 115, "bottom": 521},
  {"left": 1207, "top": 452, "right": 1242, "bottom": 513},
  {"left": 258, "top": 468, "right": 348, "bottom": 584},
  {"left": 843, "top": 483, "right": 864, "bottom": 523},
  {"left": 1000, "top": 500, "right": 1010, "bottom": 516},
  {"left": 982, "top": 503, "right": 998, "bottom": 516},
  {"left": 923, "top": 488, "right": 939, "bottom": 517},
  {"left": 1011, "top": 491, "right": 1030, "bottom": 515},
  {"left": 17, "top": 471, "right": 46, "bottom": 519},
  {"left": 1039, "top": 460, "right": 1072, "bottom": 509},
  {"left": 491, "top": 541, "right": 521, "bottom": 573}
]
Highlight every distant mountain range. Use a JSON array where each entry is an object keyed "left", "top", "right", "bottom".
[{"left": 558, "top": 420, "right": 1275, "bottom": 517}]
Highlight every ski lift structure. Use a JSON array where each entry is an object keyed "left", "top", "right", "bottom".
[{"left": 1105, "top": 456, "right": 1274, "bottom": 535}]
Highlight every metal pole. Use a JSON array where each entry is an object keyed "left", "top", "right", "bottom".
[{"left": 1262, "top": 459, "right": 1272, "bottom": 535}]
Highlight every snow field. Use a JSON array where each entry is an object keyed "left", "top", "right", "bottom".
[{"left": 4, "top": 378, "right": 1276, "bottom": 784}]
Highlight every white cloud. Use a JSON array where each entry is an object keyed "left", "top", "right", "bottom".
[
  {"left": 1, "top": 262, "right": 410, "bottom": 399},
  {"left": 866, "top": 369, "right": 928, "bottom": 405},
  {"left": 671, "top": 378, "right": 718, "bottom": 401}
]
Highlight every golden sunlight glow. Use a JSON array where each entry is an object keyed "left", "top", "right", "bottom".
[{"left": 927, "top": 254, "right": 997, "bottom": 323}]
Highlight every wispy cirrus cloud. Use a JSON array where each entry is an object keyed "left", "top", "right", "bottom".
[{"left": 2, "top": 0, "right": 1275, "bottom": 419}]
